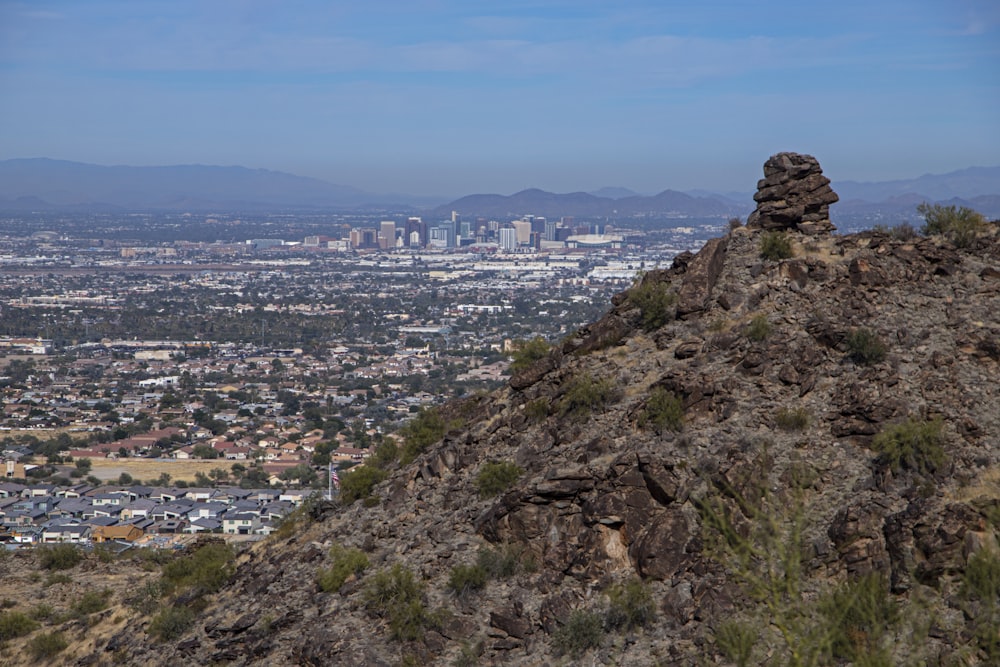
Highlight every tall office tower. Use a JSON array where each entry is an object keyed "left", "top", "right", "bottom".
[
  {"left": 499, "top": 226, "right": 518, "bottom": 252},
  {"left": 429, "top": 220, "right": 456, "bottom": 248},
  {"left": 451, "top": 210, "right": 460, "bottom": 224},
  {"left": 512, "top": 220, "right": 532, "bottom": 245},
  {"left": 405, "top": 217, "right": 425, "bottom": 247},
  {"left": 531, "top": 217, "right": 546, "bottom": 235},
  {"left": 379, "top": 221, "right": 396, "bottom": 250},
  {"left": 561, "top": 216, "right": 574, "bottom": 226},
  {"left": 409, "top": 230, "right": 421, "bottom": 247},
  {"left": 544, "top": 220, "right": 558, "bottom": 241},
  {"left": 349, "top": 229, "right": 362, "bottom": 248},
  {"left": 459, "top": 221, "right": 473, "bottom": 241}
]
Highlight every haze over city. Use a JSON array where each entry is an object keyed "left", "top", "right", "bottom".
[{"left": 1, "top": 0, "right": 999, "bottom": 197}]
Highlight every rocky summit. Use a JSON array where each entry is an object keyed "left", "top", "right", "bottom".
[
  {"left": 43, "top": 162, "right": 999, "bottom": 666},
  {"left": 747, "top": 152, "right": 839, "bottom": 235}
]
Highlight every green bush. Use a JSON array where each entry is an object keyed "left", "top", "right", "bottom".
[
  {"left": 760, "top": 232, "right": 793, "bottom": 260},
  {"left": 398, "top": 407, "right": 448, "bottom": 464},
  {"left": 447, "top": 563, "right": 488, "bottom": 597},
  {"left": 559, "top": 373, "right": 619, "bottom": 418},
  {"left": 524, "top": 398, "right": 550, "bottom": 423},
  {"left": 29, "top": 604, "right": 55, "bottom": 622},
  {"left": 339, "top": 465, "right": 388, "bottom": 504},
  {"left": 509, "top": 336, "right": 551, "bottom": 374},
  {"left": 477, "top": 543, "right": 529, "bottom": 578},
  {"left": 72, "top": 588, "right": 112, "bottom": 617},
  {"left": 918, "top": 202, "right": 985, "bottom": 248},
  {"left": 715, "top": 619, "right": 756, "bottom": 667},
  {"left": 125, "top": 580, "right": 165, "bottom": 615},
  {"left": 628, "top": 278, "right": 677, "bottom": 331},
  {"left": 846, "top": 328, "right": 887, "bottom": 365},
  {"left": 148, "top": 605, "right": 196, "bottom": 641},
  {"left": 745, "top": 314, "right": 772, "bottom": 342},
  {"left": 44, "top": 572, "right": 73, "bottom": 587},
  {"left": 161, "top": 541, "right": 235, "bottom": 598},
  {"left": 604, "top": 578, "right": 655, "bottom": 631},
  {"left": 820, "top": 573, "right": 898, "bottom": 662},
  {"left": 27, "top": 631, "right": 68, "bottom": 660},
  {"left": 363, "top": 564, "right": 441, "bottom": 642},
  {"left": 317, "top": 545, "right": 369, "bottom": 593},
  {"left": 363, "top": 564, "right": 422, "bottom": 617},
  {"left": 961, "top": 549, "right": 1000, "bottom": 660},
  {"left": 37, "top": 543, "right": 83, "bottom": 570},
  {"left": 475, "top": 461, "right": 522, "bottom": 498},
  {"left": 552, "top": 609, "right": 604, "bottom": 657},
  {"left": 0, "top": 610, "right": 39, "bottom": 640},
  {"left": 870, "top": 418, "right": 945, "bottom": 475},
  {"left": 775, "top": 407, "right": 810, "bottom": 432},
  {"left": 638, "top": 387, "right": 684, "bottom": 433}
]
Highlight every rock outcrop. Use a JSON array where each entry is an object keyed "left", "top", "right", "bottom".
[{"left": 747, "top": 151, "right": 839, "bottom": 234}]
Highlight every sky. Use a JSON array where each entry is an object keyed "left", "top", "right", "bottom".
[{"left": 1, "top": 1, "right": 998, "bottom": 197}]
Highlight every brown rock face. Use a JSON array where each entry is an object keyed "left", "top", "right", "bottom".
[{"left": 746, "top": 152, "right": 839, "bottom": 234}]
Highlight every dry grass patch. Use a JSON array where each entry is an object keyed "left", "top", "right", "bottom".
[{"left": 88, "top": 459, "right": 224, "bottom": 483}]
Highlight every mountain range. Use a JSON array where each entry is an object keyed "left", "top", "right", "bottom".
[{"left": 1, "top": 158, "right": 999, "bottom": 219}]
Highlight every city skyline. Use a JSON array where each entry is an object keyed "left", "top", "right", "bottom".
[{"left": 1, "top": 0, "right": 998, "bottom": 197}]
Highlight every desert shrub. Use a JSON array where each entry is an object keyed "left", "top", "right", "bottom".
[
  {"left": 148, "top": 605, "right": 195, "bottom": 641},
  {"left": 398, "top": 407, "right": 448, "bottom": 464},
  {"left": 820, "top": 573, "right": 898, "bottom": 662},
  {"left": 760, "top": 231, "right": 793, "bottom": 260},
  {"left": 29, "top": 604, "right": 55, "bottom": 622},
  {"left": 44, "top": 572, "right": 73, "bottom": 587},
  {"left": 161, "top": 541, "right": 234, "bottom": 598},
  {"left": 0, "top": 610, "right": 39, "bottom": 640},
  {"left": 846, "top": 328, "right": 887, "bottom": 365},
  {"left": 552, "top": 609, "right": 604, "bottom": 657},
  {"left": 339, "top": 465, "right": 388, "bottom": 504},
  {"left": 775, "top": 407, "right": 810, "bottom": 432},
  {"left": 524, "top": 398, "right": 550, "bottom": 423},
  {"left": 317, "top": 545, "right": 369, "bottom": 593},
  {"left": 363, "top": 564, "right": 422, "bottom": 616},
  {"left": 125, "top": 580, "right": 165, "bottom": 615},
  {"left": 961, "top": 548, "right": 1000, "bottom": 659},
  {"left": 559, "top": 372, "right": 619, "bottom": 418},
  {"left": 715, "top": 619, "right": 757, "bottom": 667},
  {"left": 363, "top": 564, "right": 441, "bottom": 642},
  {"left": 870, "top": 418, "right": 946, "bottom": 475},
  {"left": 368, "top": 439, "right": 399, "bottom": 469},
  {"left": 604, "top": 578, "right": 655, "bottom": 631},
  {"left": 873, "top": 222, "right": 918, "bottom": 241},
  {"left": 93, "top": 542, "right": 118, "bottom": 563},
  {"left": 475, "top": 461, "right": 522, "bottom": 498},
  {"left": 509, "top": 336, "right": 551, "bottom": 374},
  {"left": 477, "top": 543, "right": 529, "bottom": 578},
  {"left": 728, "top": 217, "right": 743, "bottom": 230},
  {"left": 638, "top": 387, "right": 684, "bottom": 433},
  {"left": 27, "top": 631, "right": 67, "bottom": 660},
  {"left": 745, "top": 314, "right": 772, "bottom": 342},
  {"left": 37, "top": 543, "right": 83, "bottom": 570},
  {"left": 628, "top": 278, "right": 677, "bottom": 331},
  {"left": 918, "top": 202, "right": 985, "bottom": 248},
  {"left": 447, "top": 563, "right": 488, "bottom": 597},
  {"left": 72, "top": 588, "right": 112, "bottom": 617}
]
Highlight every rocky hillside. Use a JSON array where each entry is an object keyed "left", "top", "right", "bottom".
[{"left": 22, "top": 156, "right": 997, "bottom": 666}]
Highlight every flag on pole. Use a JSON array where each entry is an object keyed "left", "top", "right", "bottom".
[{"left": 331, "top": 466, "right": 340, "bottom": 490}]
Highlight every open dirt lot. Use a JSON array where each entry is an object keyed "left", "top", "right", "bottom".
[{"left": 88, "top": 458, "right": 230, "bottom": 483}]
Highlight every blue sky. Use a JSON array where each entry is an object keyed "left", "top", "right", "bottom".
[{"left": 1, "top": 0, "right": 998, "bottom": 197}]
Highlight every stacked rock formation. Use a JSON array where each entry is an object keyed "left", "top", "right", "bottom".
[{"left": 747, "top": 151, "right": 839, "bottom": 234}]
